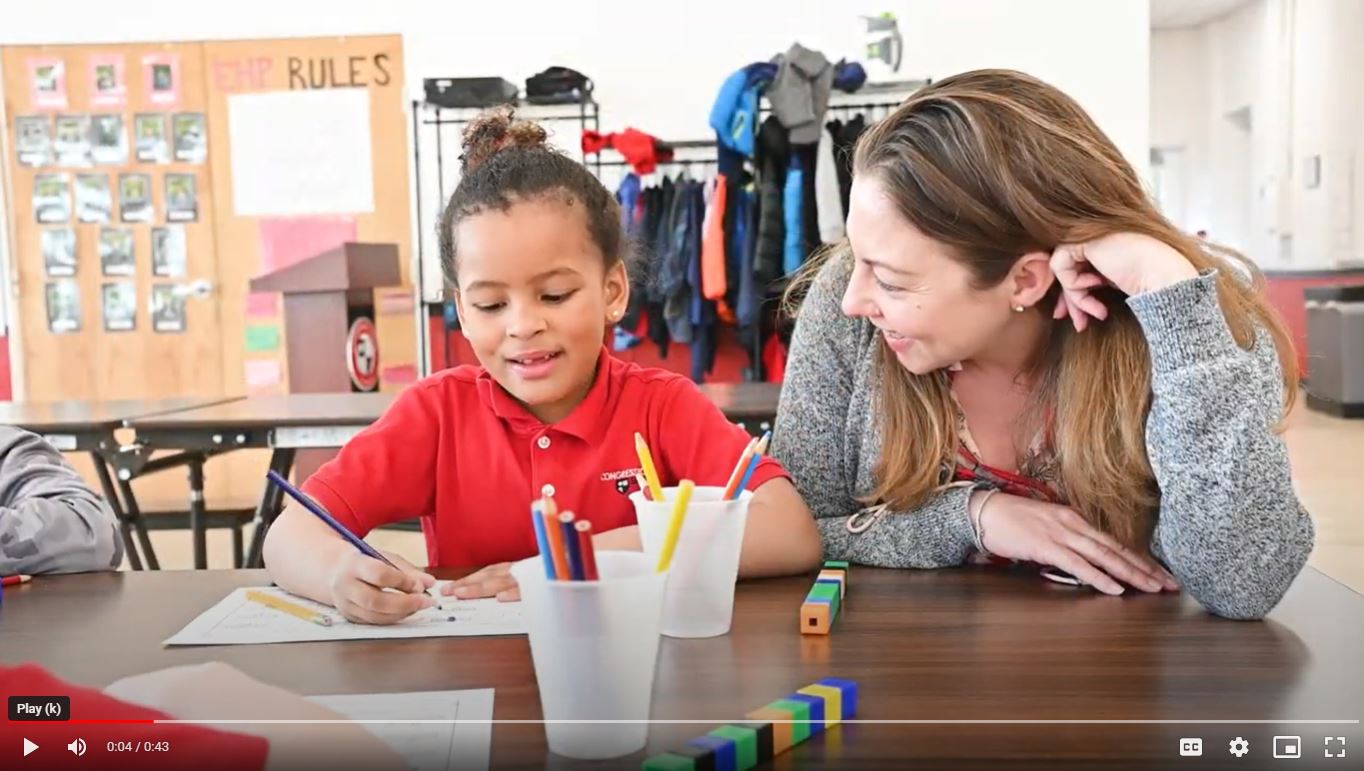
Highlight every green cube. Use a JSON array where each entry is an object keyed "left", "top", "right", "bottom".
[
  {"left": 767, "top": 698, "right": 812, "bottom": 745},
  {"left": 806, "top": 581, "right": 841, "bottom": 617},
  {"left": 708, "top": 726, "right": 758, "bottom": 770}
]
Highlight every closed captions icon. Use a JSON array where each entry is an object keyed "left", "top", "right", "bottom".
[{"left": 1180, "top": 738, "right": 1203, "bottom": 757}]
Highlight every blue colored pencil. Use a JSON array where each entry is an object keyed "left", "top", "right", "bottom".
[
  {"left": 559, "top": 512, "right": 585, "bottom": 580},
  {"left": 530, "top": 501, "right": 557, "bottom": 579},
  {"left": 265, "top": 469, "right": 400, "bottom": 571},
  {"left": 731, "top": 453, "right": 762, "bottom": 500}
]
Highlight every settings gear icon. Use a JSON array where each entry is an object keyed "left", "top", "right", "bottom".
[{"left": 1229, "top": 737, "right": 1250, "bottom": 757}]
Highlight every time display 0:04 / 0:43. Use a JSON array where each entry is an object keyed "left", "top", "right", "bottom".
[{"left": 107, "top": 740, "right": 172, "bottom": 752}]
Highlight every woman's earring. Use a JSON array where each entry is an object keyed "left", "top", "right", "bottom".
[{"left": 1013, "top": 304, "right": 1026, "bottom": 313}]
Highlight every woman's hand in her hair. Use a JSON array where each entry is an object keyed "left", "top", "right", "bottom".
[
  {"left": 1049, "top": 233, "right": 1199, "bottom": 332},
  {"left": 974, "top": 491, "right": 1179, "bottom": 595}
]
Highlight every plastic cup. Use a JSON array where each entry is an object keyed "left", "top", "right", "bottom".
[
  {"left": 510, "top": 551, "right": 665, "bottom": 760},
  {"left": 633, "top": 486, "right": 751, "bottom": 638}
]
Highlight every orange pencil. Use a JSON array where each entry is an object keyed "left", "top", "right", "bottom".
[
  {"left": 721, "top": 437, "right": 759, "bottom": 497},
  {"left": 574, "top": 520, "right": 599, "bottom": 580},
  {"left": 541, "top": 505, "right": 571, "bottom": 580}
]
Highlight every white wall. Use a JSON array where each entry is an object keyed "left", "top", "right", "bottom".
[
  {"left": 1151, "top": 0, "right": 1364, "bottom": 269},
  {"left": 3, "top": 0, "right": 1150, "bottom": 158},
  {"left": 3, "top": 0, "right": 1153, "bottom": 302}
]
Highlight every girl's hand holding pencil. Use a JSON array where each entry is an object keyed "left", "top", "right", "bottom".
[{"left": 327, "top": 549, "right": 438, "bottom": 625}]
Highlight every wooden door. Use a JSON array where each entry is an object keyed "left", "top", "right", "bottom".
[{"left": 2, "top": 43, "right": 230, "bottom": 506}]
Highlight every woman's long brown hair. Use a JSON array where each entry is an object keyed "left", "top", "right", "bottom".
[{"left": 790, "top": 69, "right": 1297, "bottom": 549}]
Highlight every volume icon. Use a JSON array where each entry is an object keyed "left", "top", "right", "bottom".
[{"left": 67, "top": 738, "right": 86, "bottom": 756}]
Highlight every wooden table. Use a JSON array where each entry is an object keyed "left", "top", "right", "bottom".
[
  {"left": 2, "top": 565, "right": 1357, "bottom": 769},
  {"left": 0, "top": 396, "right": 243, "bottom": 570}
]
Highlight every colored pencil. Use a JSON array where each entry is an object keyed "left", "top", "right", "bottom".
[
  {"left": 754, "top": 430, "right": 772, "bottom": 455},
  {"left": 721, "top": 437, "right": 759, "bottom": 500},
  {"left": 655, "top": 479, "right": 695, "bottom": 573},
  {"left": 530, "top": 501, "right": 557, "bottom": 579},
  {"left": 266, "top": 470, "right": 401, "bottom": 572},
  {"left": 729, "top": 430, "right": 771, "bottom": 500},
  {"left": 574, "top": 520, "right": 599, "bottom": 580},
  {"left": 1, "top": 574, "right": 32, "bottom": 587},
  {"left": 542, "top": 507, "right": 571, "bottom": 580},
  {"left": 541, "top": 491, "right": 559, "bottom": 519},
  {"left": 636, "top": 473, "right": 652, "bottom": 501},
  {"left": 245, "top": 589, "right": 334, "bottom": 627},
  {"left": 559, "top": 512, "right": 584, "bottom": 580},
  {"left": 732, "top": 453, "right": 762, "bottom": 500},
  {"left": 634, "top": 432, "right": 665, "bottom": 501}
]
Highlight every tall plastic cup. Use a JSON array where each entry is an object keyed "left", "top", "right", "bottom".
[
  {"left": 510, "top": 551, "right": 666, "bottom": 760},
  {"left": 633, "top": 486, "right": 750, "bottom": 638}
]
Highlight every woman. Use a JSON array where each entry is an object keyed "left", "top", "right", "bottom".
[{"left": 772, "top": 69, "right": 1313, "bottom": 620}]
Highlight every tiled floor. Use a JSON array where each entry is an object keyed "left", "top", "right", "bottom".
[{"left": 124, "top": 401, "right": 1363, "bottom": 594}]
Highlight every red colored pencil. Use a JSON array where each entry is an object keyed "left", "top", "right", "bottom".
[
  {"left": 1, "top": 574, "right": 32, "bottom": 587},
  {"left": 574, "top": 520, "right": 599, "bottom": 580}
]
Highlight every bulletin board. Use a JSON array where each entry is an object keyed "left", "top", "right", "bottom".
[{"left": 201, "top": 34, "right": 416, "bottom": 397}]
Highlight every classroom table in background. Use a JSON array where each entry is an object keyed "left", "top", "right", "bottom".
[
  {"left": 697, "top": 382, "right": 781, "bottom": 438},
  {"left": 0, "top": 396, "right": 244, "bottom": 571},
  {"left": 1, "top": 565, "right": 1358, "bottom": 769},
  {"left": 124, "top": 393, "right": 396, "bottom": 570}
]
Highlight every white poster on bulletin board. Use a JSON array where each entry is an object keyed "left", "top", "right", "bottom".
[{"left": 227, "top": 88, "right": 374, "bottom": 217}]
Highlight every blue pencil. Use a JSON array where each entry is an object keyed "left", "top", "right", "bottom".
[
  {"left": 530, "top": 501, "right": 557, "bottom": 579},
  {"left": 559, "top": 512, "right": 585, "bottom": 580},
  {"left": 731, "top": 453, "right": 762, "bottom": 500},
  {"left": 265, "top": 470, "right": 401, "bottom": 571}
]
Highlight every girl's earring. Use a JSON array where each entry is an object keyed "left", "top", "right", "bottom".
[{"left": 1013, "top": 304, "right": 1025, "bottom": 313}]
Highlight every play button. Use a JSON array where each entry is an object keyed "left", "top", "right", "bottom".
[{"left": 23, "top": 738, "right": 38, "bottom": 756}]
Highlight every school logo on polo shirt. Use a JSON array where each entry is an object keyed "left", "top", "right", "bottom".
[{"left": 600, "top": 467, "right": 644, "bottom": 496}]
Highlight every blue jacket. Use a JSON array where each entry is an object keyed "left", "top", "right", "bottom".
[{"left": 709, "top": 62, "right": 777, "bottom": 158}]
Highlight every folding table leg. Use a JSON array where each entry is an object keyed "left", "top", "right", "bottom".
[
  {"left": 245, "top": 448, "right": 296, "bottom": 569},
  {"left": 90, "top": 452, "right": 143, "bottom": 571},
  {"left": 187, "top": 456, "right": 208, "bottom": 570},
  {"left": 116, "top": 475, "right": 159, "bottom": 570}
]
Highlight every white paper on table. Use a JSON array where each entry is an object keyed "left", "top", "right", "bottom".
[
  {"left": 309, "top": 689, "right": 494, "bottom": 771},
  {"left": 227, "top": 88, "right": 374, "bottom": 216},
  {"left": 164, "top": 586, "right": 523, "bottom": 646}
]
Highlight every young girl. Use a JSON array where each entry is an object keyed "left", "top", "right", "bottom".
[
  {"left": 773, "top": 69, "right": 1312, "bottom": 620},
  {"left": 264, "top": 108, "right": 820, "bottom": 623}
]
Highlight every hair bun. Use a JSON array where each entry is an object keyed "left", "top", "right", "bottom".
[{"left": 461, "top": 105, "right": 550, "bottom": 172}]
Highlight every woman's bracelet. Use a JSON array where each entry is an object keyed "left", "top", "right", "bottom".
[{"left": 970, "top": 487, "right": 1000, "bottom": 555}]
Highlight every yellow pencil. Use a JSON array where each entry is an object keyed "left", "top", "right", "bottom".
[
  {"left": 655, "top": 479, "right": 695, "bottom": 573},
  {"left": 634, "top": 432, "right": 665, "bottom": 502},
  {"left": 246, "top": 589, "right": 334, "bottom": 627}
]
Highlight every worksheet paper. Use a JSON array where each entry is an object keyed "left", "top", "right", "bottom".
[
  {"left": 164, "top": 585, "right": 524, "bottom": 646},
  {"left": 309, "top": 689, "right": 494, "bottom": 771}
]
